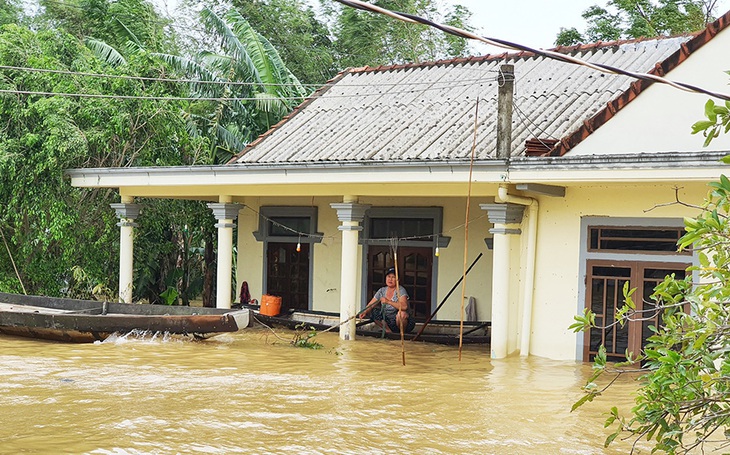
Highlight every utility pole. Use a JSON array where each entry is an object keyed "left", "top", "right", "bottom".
[{"left": 496, "top": 64, "right": 515, "bottom": 159}]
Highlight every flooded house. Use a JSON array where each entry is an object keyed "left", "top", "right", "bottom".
[{"left": 67, "top": 11, "right": 730, "bottom": 361}]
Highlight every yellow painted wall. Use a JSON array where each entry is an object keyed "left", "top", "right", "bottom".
[
  {"left": 529, "top": 182, "right": 710, "bottom": 360},
  {"left": 235, "top": 196, "right": 495, "bottom": 322},
  {"left": 234, "top": 181, "right": 708, "bottom": 361}
]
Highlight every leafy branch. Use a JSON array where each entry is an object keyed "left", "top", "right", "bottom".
[
  {"left": 692, "top": 96, "right": 730, "bottom": 146},
  {"left": 571, "top": 175, "right": 730, "bottom": 454}
]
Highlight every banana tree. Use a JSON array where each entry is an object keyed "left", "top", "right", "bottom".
[{"left": 154, "top": 6, "right": 308, "bottom": 163}]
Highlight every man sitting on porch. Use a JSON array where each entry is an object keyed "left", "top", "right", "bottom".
[{"left": 360, "top": 267, "right": 416, "bottom": 333}]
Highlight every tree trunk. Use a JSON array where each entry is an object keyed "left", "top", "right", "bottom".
[{"left": 202, "top": 232, "right": 216, "bottom": 308}]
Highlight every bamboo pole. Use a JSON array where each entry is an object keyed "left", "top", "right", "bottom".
[
  {"left": 317, "top": 298, "right": 383, "bottom": 334},
  {"left": 391, "top": 238, "right": 406, "bottom": 366},
  {"left": 0, "top": 226, "right": 26, "bottom": 295},
  {"left": 459, "top": 98, "right": 479, "bottom": 361},
  {"left": 411, "top": 252, "right": 483, "bottom": 341}
]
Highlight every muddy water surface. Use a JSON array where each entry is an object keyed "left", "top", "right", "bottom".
[{"left": 0, "top": 328, "right": 651, "bottom": 454}]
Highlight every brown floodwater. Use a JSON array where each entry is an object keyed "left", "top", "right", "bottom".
[{"left": 0, "top": 327, "right": 655, "bottom": 454}]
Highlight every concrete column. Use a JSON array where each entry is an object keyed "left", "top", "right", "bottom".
[
  {"left": 330, "top": 199, "right": 371, "bottom": 340},
  {"left": 110, "top": 199, "right": 141, "bottom": 303},
  {"left": 496, "top": 64, "right": 515, "bottom": 159},
  {"left": 481, "top": 203, "right": 525, "bottom": 359},
  {"left": 207, "top": 201, "right": 243, "bottom": 309}
]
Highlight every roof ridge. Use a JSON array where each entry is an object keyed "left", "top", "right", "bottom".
[
  {"left": 344, "top": 32, "right": 702, "bottom": 75},
  {"left": 549, "top": 8, "right": 730, "bottom": 156},
  {"left": 548, "top": 32, "right": 697, "bottom": 54}
]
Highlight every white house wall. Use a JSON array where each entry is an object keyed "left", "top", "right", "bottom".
[{"left": 567, "top": 26, "right": 730, "bottom": 156}]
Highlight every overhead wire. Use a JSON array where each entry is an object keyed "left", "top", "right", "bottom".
[
  {"left": 333, "top": 0, "right": 730, "bottom": 102},
  {"left": 511, "top": 100, "right": 559, "bottom": 144},
  {"left": 25, "top": 0, "right": 730, "bottom": 102},
  {"left": 0, "top": 77, "right": 500, "bottom": 101},
  {"left": 0, "top": 64, "right": 499, "bottom": 89}
]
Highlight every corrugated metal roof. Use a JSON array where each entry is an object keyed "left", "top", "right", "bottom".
[{"left": 232, "top": 36, "right": 693, "bottom": 164}]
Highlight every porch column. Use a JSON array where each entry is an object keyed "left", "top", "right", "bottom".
[
  {"left": 481, "top": 203, "right": 525, "bottom": 359},
  {"left": 111, "top": 198, "right": 141, "bottom": 303},
  {"left": 330, "top": 199, "right": 371, "bottom": 340},
  {"left": 207, "top": 200, "right": 243, "bottom": 309}
]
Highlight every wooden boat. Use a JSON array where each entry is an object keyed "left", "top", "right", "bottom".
[
  {"left": 243, "top": 305, "right": 490, "bottom": 345},
  {"left": 0, "top": 292, "right": 250, "bottom": 343}
]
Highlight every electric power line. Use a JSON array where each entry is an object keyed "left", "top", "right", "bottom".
[
  {"left": 244, "top": 204, "right": 487, "bottom": 243},
  {"left": 334, "top": 0, "right": 730, "bottom": 102},
  {"left": 0, "top": 64, "right": 498, "bottom": 89},
  {"left": 0, "top": 77, "right": 500, "bottom": 101}
]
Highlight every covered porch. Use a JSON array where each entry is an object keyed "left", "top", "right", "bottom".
[{"left": 67, "top": 160, "right": 552, "bottom": 359}]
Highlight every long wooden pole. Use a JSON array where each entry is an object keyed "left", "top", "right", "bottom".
[
  {"left": 393, "top": 242, "right": 405, "bottom": 366},
  {"left": 318, "top": 298, "right": 382, "bottom": 334},
  {"left": 411, "top": 252, "right": 483, "bottom": 342},
  {"left": 0, "top": 226, "right": 26, "bottom": 295},
  {"left": 459, "top": 98, "right": 480, "bottom": 361}
]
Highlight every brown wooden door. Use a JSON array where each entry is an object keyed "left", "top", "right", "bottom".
[
  {"left": 367, "top": 246, "right": 432, "bottom": 320},
  {"left": 584, "top": 260, "right": 688, "bottom": 362},
  {"left": 266, "top": 242, "right": 310, "bottom": 311}
]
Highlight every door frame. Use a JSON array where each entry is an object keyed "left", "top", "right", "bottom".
[
  {"left": 254, "top": 206, "right": 323, "bottom": 310},
  {"left": 366, "top": 245, "right": 434, "bottom": 320},
  {"left": 583, "top": 259, "right": 690, "bottom": 362},
  {"left": 359, "top": 207, "right": 450, "bottom": 314},
  {"left": 576, "top": 216, "right": 695, "bottom": 361}
]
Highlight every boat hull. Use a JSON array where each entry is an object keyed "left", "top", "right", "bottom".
[
  {"left": 0, "top": 293, "right": 250, "bottom": 343},
  {"left": 246, "top": 306, "right": 490, "bottom": 345}
]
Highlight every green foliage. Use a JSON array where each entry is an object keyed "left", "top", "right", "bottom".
[
  {"left": 133, "top": 200, "right": 213, "bottom": 305},
  {"left": 554, "top": 27, "right": 586, "bottom": 47},
  {"left": 692, "top": 97, "right": 730, "bottom": 147},
  {"left": 0, "top": 25, "right": 206, "bottom": 299},
  {"left": 0, "top": 0, "right": 22, "bottom": 27},
  {"left": 65, "top": 265, "right": 114, "bottom": 301},
  {"left": 555, "top": 0, "right": 716, "bottom": 45},
  {"left": 154, "top": 6, "right": 307, "bottom": 162},
  {"left": 291, "top": 323, "right": 324, "bottom": 349},
  {"left": 38, "top": 0, "right": 175, "bottom": 54},
  {"left": 229, "top": 0, "right": 337, "bottom": 86},
  {"left": 326, "top": 0, "right": 474, "bottom": 68},
  {"left": 572, "top": 174, "right": 730, "bottom": 453}
]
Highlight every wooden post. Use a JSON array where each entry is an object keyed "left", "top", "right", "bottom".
[{"left": 496, "top": 64, "right": 515, "bottom": 159}]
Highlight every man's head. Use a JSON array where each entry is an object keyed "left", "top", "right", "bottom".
[{"left": 386, "top": 267, "right": 396, "bottom": 277}]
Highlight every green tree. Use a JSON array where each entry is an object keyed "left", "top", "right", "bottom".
[
  {"left": 37, "top": 0, "right": 176, "bottom": 53},
  {"left": 0, "top": 24, "right": 206, "bottom": 299},
  {"left": 155, "top": 6, "right": 307, "bottom": 162},
  {"left": 326, "top": 0, "right": 473, "bottom": 68},
  {"left": 555, "top": 0, "right": 717, "bottom": 46},
  {"left": 570, "top": 97, "right": 730, "bottom": 451},
  {"left": 0, "top": 0, "right": 22, "bottom": 26},
  {"left": 229, "top": 0, "right": 337, "bottom": 85}
]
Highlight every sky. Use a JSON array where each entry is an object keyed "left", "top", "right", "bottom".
[
  {"left": 452, "top": 0, "right": 597, "bottom": 54},
  {"left": 446, "top": 0, "right": 730, "bottom": 55},
  {"left": 159, "top": 0, "right": 730, "bottom": 56}
]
